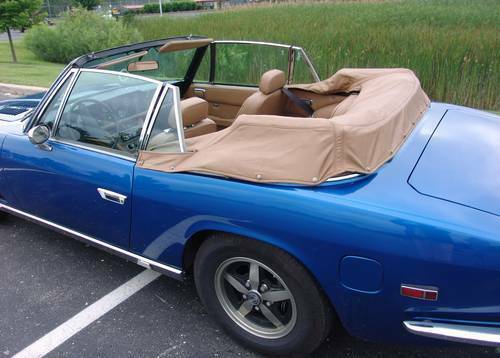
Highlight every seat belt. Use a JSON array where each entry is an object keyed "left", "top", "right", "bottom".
[
  {"left": 332, "top": 90, "right": 361, "bottom": 97},
  {"left": 282, "top": 87, "right": 314, "bottom": 117}
]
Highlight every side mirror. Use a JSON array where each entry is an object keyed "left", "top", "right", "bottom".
[{"left": 28, "top": 124, "right": 51, "bottom": 145}]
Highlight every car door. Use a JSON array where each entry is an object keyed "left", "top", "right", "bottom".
[
  {"left": 1, "top": 69, "right": 162, "bottom": 248},
  {"left": 187, "top": 41, "right": 320, "bottom": 127}
]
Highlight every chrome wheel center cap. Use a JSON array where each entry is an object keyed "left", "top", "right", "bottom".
[{"left": 246, "top": 290, "right": 262, "bottom": 306}]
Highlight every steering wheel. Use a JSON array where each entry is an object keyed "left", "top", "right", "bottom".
[{"left": 70, "top": 99, "right": 118, "bottom": 133}]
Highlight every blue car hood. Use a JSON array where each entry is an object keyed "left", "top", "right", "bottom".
[
  {"left": 0, "top": 93, "right": 44, "bottom": 122},
  {"left": 409, "top": 109, "right": 500, "bottom": 217}
]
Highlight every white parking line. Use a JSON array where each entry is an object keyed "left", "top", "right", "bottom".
[{"left": 13, "top": 270, "right": 161, "bottom": 358}]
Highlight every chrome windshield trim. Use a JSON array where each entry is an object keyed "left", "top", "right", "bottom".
[
  {"left": 26, "top": 64, "right": 73, "bottom": 131},
  {"left": 404, "top": 320, "right": 500, "bottom": 347},
  {"left": 52, "top": 69, "right": 80, "bottom": 131},
  {"left": 33, "top": 69, "right": 78, "bottom": 129},
  {"left": 0, "top": 203, "right": 184, "bottom": 280}
]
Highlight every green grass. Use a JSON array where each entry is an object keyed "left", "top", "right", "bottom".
[
  {"left": 133, "top": 0, "right": 500, "bottom": 111},
  {"left": 0, "top": 41, "right": 64, "bottom": 88}
]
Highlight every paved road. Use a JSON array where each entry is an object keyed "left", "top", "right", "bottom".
[
  {"left": 138, "top": 10, "right": 210, "bottom": 18},
  {"left": 0, "top": 30, "right": 24, "bottom": 42},
  {"left": 0, "top": 93, "right": 18, "bottom": 101},
  {"left": 0, "top": 216, "right": 497, "bottom": 357}
]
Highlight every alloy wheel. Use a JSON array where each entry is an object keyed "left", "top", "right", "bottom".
[{"left": 214, "top": 257, "right": 297, "bottom": 339}]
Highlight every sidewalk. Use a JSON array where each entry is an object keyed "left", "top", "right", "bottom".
[{"left": 0, "top": 82, "right": 48, "bottom": 98}]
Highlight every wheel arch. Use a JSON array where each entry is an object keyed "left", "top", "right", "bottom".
[
  {"left": 181, "top": 227, "right": 340, "bottom": 322},
  {"left": 183, "top": 228, "right": 307, "bottom": 276}
]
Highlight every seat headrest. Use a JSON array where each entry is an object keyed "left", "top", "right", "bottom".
[
  {"left": 259, "top": 69, "right": 286, "bottom": 95},
  {"left": 181, "top": 97, "right": 209, "bottom": 126}
]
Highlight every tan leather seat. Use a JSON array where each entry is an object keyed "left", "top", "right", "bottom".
[
  {"left": 181, "top": 97, "right": 217, "bottom": 138},
  {"left": 236, "top": 69, "right": 286, "bottom": 117}
]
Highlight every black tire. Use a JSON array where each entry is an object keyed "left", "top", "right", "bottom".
[
  {"left": 0, "top": 211, "right": 7, "bottom": 222},
  {"left": 194, "top": 233, "right": 333, "bottom": 357}
]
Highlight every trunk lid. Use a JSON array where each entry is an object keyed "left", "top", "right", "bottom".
[{"left": 409, "top": 109, "right": 500, "bottom": 217}]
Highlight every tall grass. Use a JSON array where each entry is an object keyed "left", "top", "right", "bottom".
[{"left": 133, "top": 0, "right": 499, "bottom": 110}]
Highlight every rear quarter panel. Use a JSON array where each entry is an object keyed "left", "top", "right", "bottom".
[{"left": 130, "top": 103, "right": 500, "bottom": 343}]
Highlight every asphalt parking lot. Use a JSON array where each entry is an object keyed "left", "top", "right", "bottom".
[
  {"left": 0, "top": 92, "right": 498, "bottom": 357},
  {"left": 0, "top": 214, "right": 498, "bottom": 358}
]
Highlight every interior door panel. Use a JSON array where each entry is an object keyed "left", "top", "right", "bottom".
[{"left": 186, "top": 83, "right": 257, "bottom": 127}]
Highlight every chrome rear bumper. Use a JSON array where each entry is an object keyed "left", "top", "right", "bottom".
[{"left": 404, "top": 320, "right": 500, "bottom": 347}]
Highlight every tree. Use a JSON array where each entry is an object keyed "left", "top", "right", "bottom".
[
  {"left": 0, "top": 0, "right": 44, "bottom": 62},
  {"left": 73, "top": 0, "right": 99, "bottom": 11}
]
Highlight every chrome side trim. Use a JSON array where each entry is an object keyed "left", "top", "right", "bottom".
[
  {"left": 0, "top": 204, "right": 184, "bottom": 280},
  {"left": 404, "top": 320, "right": 500, "bottom": 347},
  {"left": 326, "top": 173, "right": 361, "bottom": 182},
  {"left": 49, "top": 138, "right": 136, "bottom": 162}
]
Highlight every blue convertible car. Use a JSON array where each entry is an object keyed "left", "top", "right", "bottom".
[{"left": 0, "top": 36, "right": 499, "bottom": 355}]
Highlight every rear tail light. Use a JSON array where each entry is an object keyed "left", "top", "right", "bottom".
[{"left": 401, "top": 284, "right": 438, "bottom": 301}]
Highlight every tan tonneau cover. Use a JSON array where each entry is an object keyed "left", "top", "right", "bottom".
[{"left": 138, "top": 68, "right": 430, "bottom": 185}]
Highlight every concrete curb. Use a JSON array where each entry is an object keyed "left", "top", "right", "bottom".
[{"left": 0, "top": 83, "right": 48, "bottom": 97}]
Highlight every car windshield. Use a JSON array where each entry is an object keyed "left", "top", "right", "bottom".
[{"left": 83, "top": 47, "right": 197, "bottom": 83}]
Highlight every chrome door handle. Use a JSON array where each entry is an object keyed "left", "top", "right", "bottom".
[{"left": 97, "top": 188, "right": 127, "bottom": 205}]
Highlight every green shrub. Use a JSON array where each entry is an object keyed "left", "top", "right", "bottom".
[
  {"left": 24, "top": 9, "right": 143, "bottom": 63},
  {"left": 143, "top": 1, "right": 199, "bottom": 14},
  {"left": 143, "top": 3, "right": 159, "bottom": 13}
]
